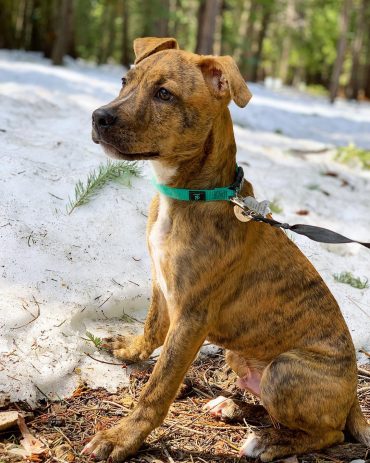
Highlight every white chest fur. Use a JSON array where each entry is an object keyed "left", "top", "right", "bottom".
[
  {"left": 149, "top": 162, "right": 177, "bottom": 302},
  {"left": 149, "top": 195, "right": 171, "bottom": 301}
]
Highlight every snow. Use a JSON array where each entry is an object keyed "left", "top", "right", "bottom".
[{"left": 0, "top": 50, "right": 369, "bottom": 405}]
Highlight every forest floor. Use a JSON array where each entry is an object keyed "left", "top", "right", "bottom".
[
  {"left": 1, "top": 352, "right": 369, "bottom": 462},
  {"left": 0, "top": 50, "right": 370, "bottom": 461}
]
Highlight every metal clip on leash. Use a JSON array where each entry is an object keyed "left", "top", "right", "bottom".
[{"left": 231, "top": 194, "right": 270, "bottom": 223}]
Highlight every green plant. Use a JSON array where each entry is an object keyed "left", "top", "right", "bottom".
[
  {"left": 270, "top": 198, "right": 283, "bottom": 214},
  {"left": 84, "top": 331, "right": 103, "bottom": 348},
  {"left": 335, "top": 143, "right": 370, "bottom": 170},
  {"left": 306, "top": 183, "right": 320, "bottom": 191},
  {"left": 333, "top": 271, "right": 369, "bottom": 290},
  {"left": 67, "top": 160, "right": 141, "bottom": 214}
]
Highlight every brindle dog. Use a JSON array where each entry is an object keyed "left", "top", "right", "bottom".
[{"left": 82, "top": 37, "right": 370, "bottom": 462}]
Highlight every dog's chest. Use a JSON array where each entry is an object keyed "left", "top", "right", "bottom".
[{"left": 149, "top": 196, "right": 172, "bottom": 300}]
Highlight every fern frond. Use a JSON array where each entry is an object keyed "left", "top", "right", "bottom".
[{"left": 67, "top": 160, "right": 141, "bottom": 214}]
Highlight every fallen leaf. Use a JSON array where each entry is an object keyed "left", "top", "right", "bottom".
[
  {"left": 0, "top": 411, "right": 19, "bottom": 431},
  {"left": 17, "top": 415, "right": 48, "bottom": 456},
  {"left": 295, "top": 209, "right": 310, "bottom": 216}
]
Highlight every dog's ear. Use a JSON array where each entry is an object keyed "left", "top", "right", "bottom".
[
  {"left": 133, "top": 37, "right": 179, "bottom": 65},
  {"left": 198, "top": 55, "right": 252, "bottom": 108}
]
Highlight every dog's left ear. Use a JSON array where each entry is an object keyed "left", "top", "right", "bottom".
[
  {"left": 133, "top": 37, "right": 179, "bottom": 65},
  {"left": 198, "top": 56, "right": 252, "bottom": 108}
]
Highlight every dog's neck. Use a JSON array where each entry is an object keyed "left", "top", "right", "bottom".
[{"left": 151, "top": 107, "right": 237, "bottom": 191}]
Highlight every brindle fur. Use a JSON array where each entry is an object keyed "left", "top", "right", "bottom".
[{"left": 83, "top": 37, "right": 370, "bottom": 462}]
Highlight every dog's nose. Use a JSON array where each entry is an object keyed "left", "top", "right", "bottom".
[{"left": 92, "top": 108, "right": 117, "bottom": 129}]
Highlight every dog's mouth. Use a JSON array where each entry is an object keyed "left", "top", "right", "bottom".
[{"left": 93, "top": 134, "right": 160, "bottom": 161}]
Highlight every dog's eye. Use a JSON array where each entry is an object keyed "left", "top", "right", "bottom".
[
  {"left": 156, "top": 88, "right": 172, "bottom": 101},
  {"left": 121, "top": 77, "right": 127, "bottom": 86}
]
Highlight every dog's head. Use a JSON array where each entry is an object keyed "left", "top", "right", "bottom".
[{"left": 92, "top": 37, "right": 251, "bottom": 162}]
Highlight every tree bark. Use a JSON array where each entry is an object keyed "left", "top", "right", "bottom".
[
  {"left": 233, "top": 0, "right": 250, "bottom": 64},
  {"left": 240, "top": 0, "right": 258, "bottom": 77},
  {"left": 348, "top": 0, "right": 367, "bottom": 100},
  {"left": 51, "top": 0, "right": 73, "bottom": 65},
  {"left": 196, "top": 0, "right": 222, "bottom": 55},
  {"left": 329, "top": 0, "right": 352, "bottom": 103},
  {"left": 153, "top": 0, "right": 170, "bottom": 37},
  {"left": 121, "top": 0, "right": 130, "bottom": 67},
  {"left": 278, "top": 0, "right": 296, "bottom": 84},
  {"left": 249, "top": 3, "right": 272, "bottom": 82},
  {"left": 98, "top": 0, "right": 118, "bottom": 64},
  {"left": 0, "top": 0, "right": 15, "bottom": 49}
]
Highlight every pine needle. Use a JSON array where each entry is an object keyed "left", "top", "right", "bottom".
[{"left": 67, "top": 160, "right": 141, "bottom": 214}]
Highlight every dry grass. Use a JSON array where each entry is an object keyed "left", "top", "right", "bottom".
[{"left": 0, "top": 351, "right": 369, "bottom": 463}]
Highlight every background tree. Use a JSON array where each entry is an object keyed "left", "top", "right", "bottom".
[
  {"left": 52, "top": 0, "right": 74, "bottom": 65},
  {"left": 0, "top": 0, "right": 369, "bottom": 102},
  {"left": 196, "top": 0, "right": 222, "bottom": 54},
  {"left": 329, "top": 0, "right": 352, "bottom": 103}
]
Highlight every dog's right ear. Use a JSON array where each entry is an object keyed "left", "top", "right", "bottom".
[{"left": 133, "top": 37, "right": 179, "bottom": 65}]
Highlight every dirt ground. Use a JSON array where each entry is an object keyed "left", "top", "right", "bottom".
[{"left": 1, "top": 351, "right": 369, "bottom": 463}]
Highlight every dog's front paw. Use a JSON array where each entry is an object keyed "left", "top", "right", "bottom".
[
  {"left": 81, "top": 424, "right": 140, "bottom": 462},
  {"left": 101, "top": 334, "right": 148, "bottom": 362}
]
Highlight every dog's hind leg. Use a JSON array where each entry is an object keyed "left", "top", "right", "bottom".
[
  {"left": 240, "top": 427, "right": 344, "bottom": 461},
  {"left": 240, "top": 348, "right": 356, "bottom": 460},
  {"left": 103, "top": 283, "right": 169, "bottom": 362}
]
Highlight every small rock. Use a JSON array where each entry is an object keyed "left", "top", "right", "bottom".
[
  {"left": 0, "top": 411, "right": 19, "bottom": 431},
  {"left": 349, "top": 460, "right": 365, "bottom": 463}
]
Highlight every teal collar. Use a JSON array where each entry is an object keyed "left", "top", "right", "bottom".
[{"left": 151, "top": 165, "right": 244, "bottom": 202}]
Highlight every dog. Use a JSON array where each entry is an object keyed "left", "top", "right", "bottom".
[{"left": 83, "top": 37, "right": 370, "bottom": 462}]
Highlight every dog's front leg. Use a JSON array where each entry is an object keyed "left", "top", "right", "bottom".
[
  {"left": 103, "top": 282, "right": 169, "bottom": 361},
  {"left": 83, "top": 309, "right": 208, "bottom": 462}
]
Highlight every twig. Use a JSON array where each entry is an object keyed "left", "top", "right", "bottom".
[
  {"left": 84, "top": 352, "right": 127, "bottom": 367},
  {"left": 11, "top": 296, "right": 41, "bottom": 329},
  {"left": 48, "top": 192, "right": 63, "bottom": 200},
  {"left": 221, "top": 438, "right": 240, "bottom": 452},
  {"left": 112, "top": 278, "right": 124, "bottom": 287},
  {"left": 161, "top": 443, "right": 175, "bottom": 463},
  {"left": 97, "top": 293, "right": 112, "bottom": 309},
  {"left": 101, "top": 400, "right": 131, "bottom": 411},
  {"left": 358, "top": 368, "right": 370, "bottom": 378},
  {"left": 53, "top": 427, "right": 73, "bottom": 447}
]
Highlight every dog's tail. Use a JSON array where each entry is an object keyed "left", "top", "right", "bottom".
[{"left": 346, "top": 397, "right": 370, "bottom": 445}]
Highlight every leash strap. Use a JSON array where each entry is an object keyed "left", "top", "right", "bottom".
[{"left": 250, "top": 214, "right": 370, "bottom": 250}]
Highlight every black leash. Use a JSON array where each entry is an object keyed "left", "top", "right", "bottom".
[
  {"left": 230, "top": 166, "right": 370, "bottom": 250},
  {"left": 251, "top": 214, "right": 370, "bottom": 250}
]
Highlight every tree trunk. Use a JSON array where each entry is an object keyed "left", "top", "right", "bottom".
[
  {"left": 329, "top": 0, "right": 352, "bottom": 103},
  {"left": 153, "top": 0, "right": 170, "bottom": 37},
  {"left": 278, "top": 0, "right": 296, "bottom": 83},
  {"left": 0, "top": 0, "right": 15, "bottom": 48},
  {"left": 51, "top": 0, "right": 73, "bottom": 65},
  {"left": 196, "top": 0, "right": 222, "bottom": 55},
  {"left": 240, "top": 0, "right": 258, "bottom": 77},
  {"left": 249, "top": 4, "right": 272, "bottom": 82},
  {"left": 233, "top": 0, "right": 250, "bottom": 64},
  {"left": 348, "top": 0, "right": 367, "bottom": 100},
  {"left": 121, "top": 0, "right": 130, "bottom": 67},
  {"left": 19, "top": 0, "right": 34, "bottom": 50},
  {"left": 98, "top": 0, "right": 117, "bottom": 64}
]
